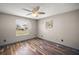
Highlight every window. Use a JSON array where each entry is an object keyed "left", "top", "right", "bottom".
[{"left": 16, "top": 20, "right": 29, "bottom": 36}]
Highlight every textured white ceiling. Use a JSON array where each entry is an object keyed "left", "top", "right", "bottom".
[{"left": 0, "top": 3, "right": 79, "bottom": 19}]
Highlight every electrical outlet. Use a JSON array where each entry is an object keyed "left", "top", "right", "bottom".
[
  {"left": 41, "top": 35, "right": 43, "bottom": 37},
  {"left": 3, "top": 40, "right": 6, "bottom": 42},
  {"left": 61, "top": 39, "right": 63, "bottom": 42}
]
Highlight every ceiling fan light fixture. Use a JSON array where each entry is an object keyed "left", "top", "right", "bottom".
[
  {"left": 32, "top": 12, "right": 38, "bottom": 17},
  {"left": 23, "top": 6, "right": 45, "bottom": 17}
]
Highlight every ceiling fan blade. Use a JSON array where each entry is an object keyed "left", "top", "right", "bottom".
[
  {"left": 32, "top": 6, "right": 40, "bottom": 13},
  {"left": 23, "top": 8, "right": 32, "bottom": 12},
  {"left": 26, "top": 13, "right": 32, "bottom": 15},
  {"left": 38, "top": 12, "right": 45, "bottom": 14}
]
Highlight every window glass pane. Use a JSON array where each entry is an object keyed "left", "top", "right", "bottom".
[{"left": 16, "top": 20, "right": 29, "bottom": 36}]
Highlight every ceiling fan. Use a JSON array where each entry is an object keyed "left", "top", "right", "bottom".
[{"left": 22, "top": 6, "right": 45, "bottom": 17}]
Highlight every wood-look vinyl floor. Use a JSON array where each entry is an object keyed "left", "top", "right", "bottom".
[{"left": 0, "top": 38, "right": 79, "bottom": 55}]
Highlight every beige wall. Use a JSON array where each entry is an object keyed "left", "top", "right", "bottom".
[
  {"left": 0, "top": 13, "right": 37, "bottom": 46},
  {"left": 38, "top": 10, "right": 79, "bottom": 49}
]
